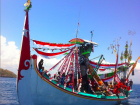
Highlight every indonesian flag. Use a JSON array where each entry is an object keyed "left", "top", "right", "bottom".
[
  {"left": 33, "top": 48, "right": 70, "bottom": 59},
  {"left": 33, "top": 40, "right": 75, "bottom": 49}
]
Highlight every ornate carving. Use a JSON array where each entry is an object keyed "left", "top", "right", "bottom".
[{"left": 24, "top": 59, "right": 31, "bottom": 68}]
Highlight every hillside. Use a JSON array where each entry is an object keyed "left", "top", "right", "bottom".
[{"left": 0, "top": 68, "right": 17, "bottom": 78}]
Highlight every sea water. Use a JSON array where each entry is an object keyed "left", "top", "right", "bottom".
[
  {"left": 0, "top": 77, "right": 19, "bottom": 105},
  {"left": 0, "top": 77, "right": 140, "bottom": 105}
]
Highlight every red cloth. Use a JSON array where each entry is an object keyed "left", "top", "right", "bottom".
[
  {"left": 127, "top": 86, "right": 130, "bottom": 91},
  {"left": 113, "top": 87, "right": 119, "bottom": 94},
  {"left": 91, "top": 80, "right": 95, "bottom": 87}
]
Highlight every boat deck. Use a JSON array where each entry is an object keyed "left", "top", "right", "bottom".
[{"left": 43, "top": 74, "right": 131, "bottom": 100}]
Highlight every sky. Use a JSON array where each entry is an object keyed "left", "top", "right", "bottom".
[{"left": 1, "top": 0, "right": 140, "bottom": 84}]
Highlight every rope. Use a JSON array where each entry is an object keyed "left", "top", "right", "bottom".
[
  {"left": 64, "top": 52, "right": 73, "bottom": 73},
  {"left": 57, "top": 49, "right": 73, "bottom": 72},
  {"left": 58, "top": 55, "right": 70, "bottom": 83},
  {"left": 49, "top": 49, "right": 73, "bottom": 80},
  {"left": 64, "top": 53, "right": 74, "bottom": 89},
  {"left": 90, "top": 55, "right": 101, "bottom": 61},
  {"left": 72, "top": 52, "right": 75, "bottom": 92},
  {"left": 76, "top": 48, "right": 81, "bottom": 92},
  {"left": 76, "top": 49, "right": 79, "bottom": 90},
  {"left": 56, "top": 50, "right": 74, "bottom": 85},
  {"left": 59, "top": 55, "right": 71, "bottom": 76},
  {"left": 49, "top": 57, "right": 67, "bottom": 81},
  {"left": 76, "top": 49, "right": 82, "bottom": 92},
  {"left": 59, "top": 53, "right": 73, "bottom": 85},
  {"left": 48, "top": 53, "right": 68, "bottom": 72}
]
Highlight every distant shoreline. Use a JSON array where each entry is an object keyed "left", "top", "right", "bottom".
[{"left": 0, "top": 68, "right": 17, "bottom": 78}]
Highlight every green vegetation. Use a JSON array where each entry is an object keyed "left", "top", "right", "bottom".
[{"left": 0, "top": 68, "right": 17, "bottom": 78}]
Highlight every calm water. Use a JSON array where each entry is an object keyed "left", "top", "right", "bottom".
[{"left": 0, "top": 77, "right": 140, "bottom": 105}]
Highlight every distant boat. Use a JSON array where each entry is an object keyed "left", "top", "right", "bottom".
[{"left": 17, "top": 1, "right": 140, "bottom": 105}]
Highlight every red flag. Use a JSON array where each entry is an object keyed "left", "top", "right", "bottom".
[{"left": 17, "top": 11, "right": 30, "bottom": 83}]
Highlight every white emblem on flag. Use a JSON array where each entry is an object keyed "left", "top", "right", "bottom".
[{"left": 23, "top": 29, "right": 28, "bottom": 37}]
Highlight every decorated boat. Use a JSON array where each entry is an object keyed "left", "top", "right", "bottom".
[{"left": 17, "top": 1, "right": 140, "bottom": 105}]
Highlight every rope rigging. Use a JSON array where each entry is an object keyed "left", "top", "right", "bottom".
[{"left": 90, "top": 55, "right": 102, "bottom": 61}]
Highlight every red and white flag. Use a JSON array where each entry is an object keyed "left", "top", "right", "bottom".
[{"left": 33, "top": 48, "right": 70, "bottom": 59}]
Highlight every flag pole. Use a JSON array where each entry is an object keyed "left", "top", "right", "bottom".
[{"left": 114, "top": 41, "right": 119, "bottom": 82}]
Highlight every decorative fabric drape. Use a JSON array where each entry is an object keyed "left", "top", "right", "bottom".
[
  {"left": 33, "top": 40, "right": 75, "bottom": 49},
  {"left": 33, "top": 48, "right": 70, "bottom": 59},
  {"left": 89, "top": 60, "right": 126, "bottom": 69}
]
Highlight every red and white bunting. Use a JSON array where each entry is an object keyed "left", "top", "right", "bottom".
[
  {"left": 89, "top": 60, "right": 125, "bottom": 69},
  {"left": 33, "top": 48, "right": 70, "bottom": 59},
  {"left": 33, "top": 40, "right": 75, "bottom": 50}
]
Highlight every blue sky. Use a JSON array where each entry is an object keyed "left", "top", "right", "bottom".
[{"left": 1, "top": 0, "right": 140, "bottom": 84}]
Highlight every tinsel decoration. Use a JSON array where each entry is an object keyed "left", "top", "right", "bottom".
[
  {"left": 120, "top": 51, "right": 123, "bottom": 61},
  {"left": 129, "top": 55, "right": 132, "bottom": 61},
  {"left": 124, "top": 49, "right": 128, "bottom": 59},
  {"left": 125, "top": 43, "right": 128, "bottom": 48},
  {"left": 124, "top": 43, "right": 129, "bottom": 60},
  {"left": 128, "top": 50, "right": 132, "bottom": 61}
]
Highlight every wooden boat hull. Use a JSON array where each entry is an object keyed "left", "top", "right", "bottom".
[{"left": 17, "top": 55, "right": 128, "bottom": 105}]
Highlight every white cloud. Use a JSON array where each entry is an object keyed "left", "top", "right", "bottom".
[
  {"left": 1, "top": 35, "right": 20, "bottom": 74},
  {"left": 0, "top": 35, "right": 64, "bottom": 75},
  {"left": 129, "top": 60, "right": 140, "bottom": 84},
  {"left": 130, "top": 60, "right": 140, "bottom": 71}
]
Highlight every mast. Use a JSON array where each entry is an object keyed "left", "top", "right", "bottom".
[
  {"left": 17, "top": 1, "right": 33, "bottom": 105},
  {"left": 114, "top": 41, "right": 119, "bottom": 82}
]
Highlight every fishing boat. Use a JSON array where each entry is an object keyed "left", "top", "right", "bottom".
[{"left": 17, "top": 1, "right": 140, "bottom": 105}]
